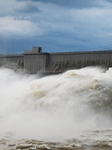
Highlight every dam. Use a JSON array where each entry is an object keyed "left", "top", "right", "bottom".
[{"left": 0, "top": 46, "right": 112, "bottom": 73}]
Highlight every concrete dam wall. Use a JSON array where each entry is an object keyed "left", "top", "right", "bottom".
[{"left": 0, "top": 47, "right": 112, "bottom": 73}]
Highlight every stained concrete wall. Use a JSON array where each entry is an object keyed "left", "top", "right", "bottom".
[
  {"left": 49, "top": 51, "right": 112, "bottom": 72},
  {"left": 0, "top": 48, "right": 112, "bottom": 73},
  {"left": 24, "top": 53, "right": 49, "bottom": 73},
  {"left": 0, "top": 54, "right": 24, "bottom": 70}
]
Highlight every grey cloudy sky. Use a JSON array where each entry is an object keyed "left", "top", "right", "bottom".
[{"left": 0, "top": 0, "right": 112, "bottom": 53}]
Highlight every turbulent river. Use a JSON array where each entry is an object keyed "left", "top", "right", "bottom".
[{"left": 0, "top": 67, "right": 112, "bottom": 150}]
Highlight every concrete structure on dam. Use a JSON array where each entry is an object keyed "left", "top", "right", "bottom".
[{"left": 0, "top": 46, "right": 112, "bottom": 74}]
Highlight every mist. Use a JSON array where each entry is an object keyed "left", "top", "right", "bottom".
[{"left": 0, "top": 67, "right": 112, "bottom": 142}]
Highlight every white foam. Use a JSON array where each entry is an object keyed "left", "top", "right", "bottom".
[{"left": 0, "top": 67, "right": 112, "bottom": 143}]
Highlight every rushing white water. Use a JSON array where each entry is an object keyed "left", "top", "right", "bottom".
[{"left": 0, "top": 66, "right": 112, "bottom": 145}]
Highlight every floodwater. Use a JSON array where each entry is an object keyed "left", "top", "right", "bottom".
[{"left": 0, "top": 67, "right": 112, "bottom": 150}]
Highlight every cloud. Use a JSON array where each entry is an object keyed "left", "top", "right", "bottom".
[
  {"left": 1, "top": 0, "right": 112, "bottom": 39},
  {"left": 14, "top": 2, "right": 40, "bottom": 13},
  {"left": 0, "top": 0, "right": 40, "bottom": 18},
  {"left": 1, "top": 0, "right": 112, "bottom": 54},
  {"left": 0, "top": 0, "right": 16, "bottom": 17},
  {"left": 104, "top": 0, "right": 112, "bottom": 3},
  {"left": 0, "top": 17, "right": 41, "bottom": 38},
  {"left": 16, "top": 0, "right": 105, "bottom": 8}
]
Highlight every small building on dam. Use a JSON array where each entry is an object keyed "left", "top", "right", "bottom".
[{"left": 0, "top": 46, "right": 112, "bottom": 74}]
